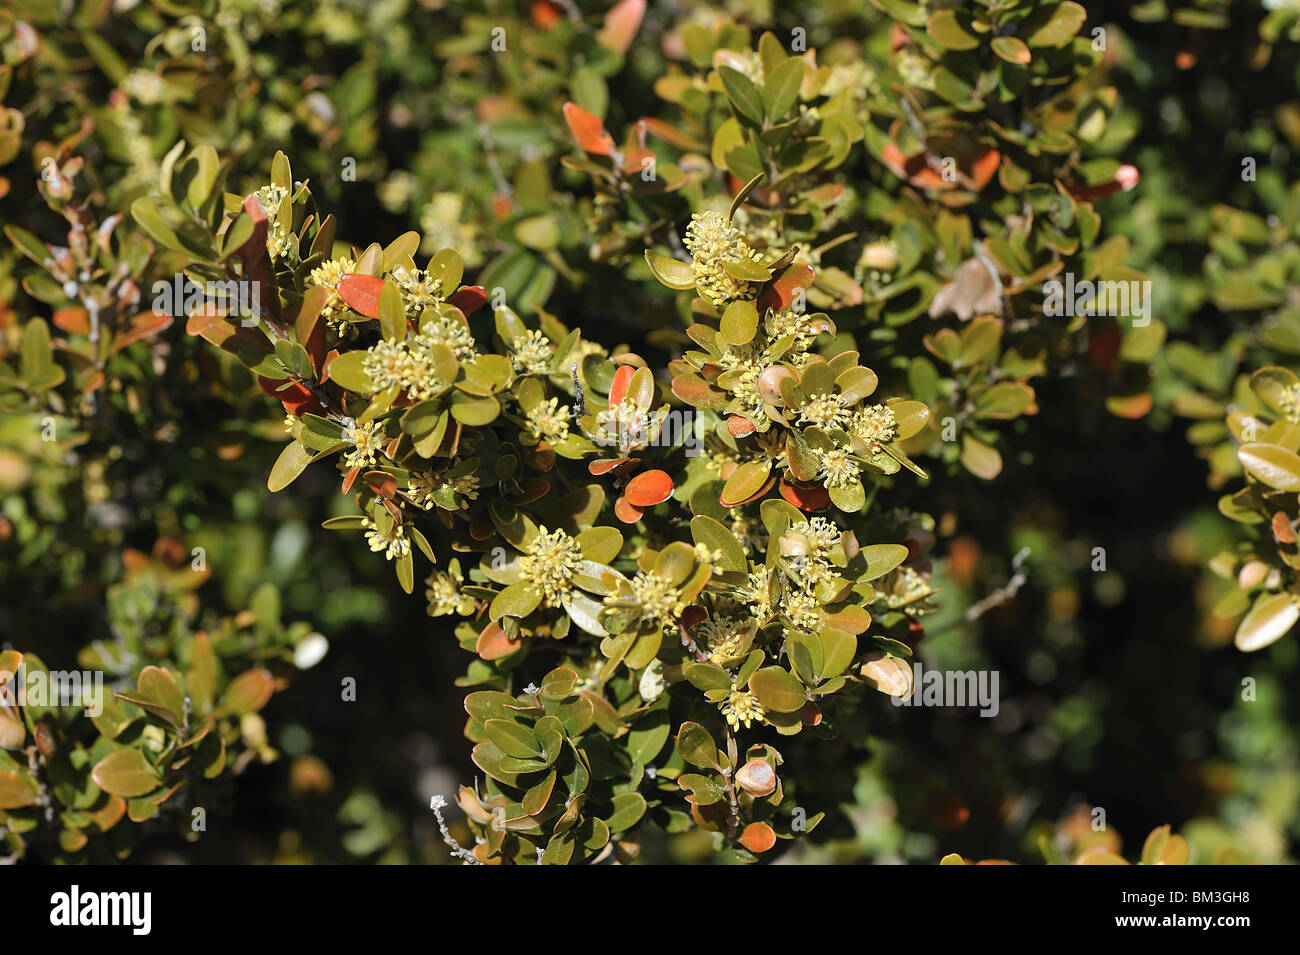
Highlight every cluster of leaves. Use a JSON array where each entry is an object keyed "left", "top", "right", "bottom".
[
  {"left": 3, "top": 0, "right": 1297, "bottom": 864},
  {"left": 555, "top": 5, "right": 1156, "bottom": 481},
  {"left": 0, "top": 544, "right": 309, "bottom": 861}
]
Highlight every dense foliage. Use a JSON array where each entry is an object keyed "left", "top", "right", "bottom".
[{"left": 1, "top": 0, "right": 1297, "bottom": 864}]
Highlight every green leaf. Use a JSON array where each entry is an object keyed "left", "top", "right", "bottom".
[
  {"left": 763, "top": 58, "right": 804, "bottom": 120},
  {"left": 328, "top": 350, "right": 376, "bottom": 394},
  {"left": 720, "top": 300, "right": 760, "bottom": 346},
  {"left": 675, "top": 721, "right": 720, "bottom": 769},
  {"left": 484, "top": 719, "right": 542, "bottom": 759},
  {"left": 1235, "top": 592, "right": 1300, "bottom": 652},
  {"left": 90, "top": 749, "right": 160, "bottom": 799},
  {"left": 1238, "top": 443, "right": 1300, "bottom": 491},
  {"left": 491, "top": 581, "right": 542, "bottom": 620},
  {"left": 719, "top": 67, "right": 766, "bottom": 125},
  {"left": 644, "top": 249, "right": 697, "bottom": 290},
  {"left": 860, "top": 543, "right": 909, "bottom": 581},
  {"left": 268, "top": 441, "right": 314, "bottom": 492},
  {"left": 748, "top": 667, "right": 806, "bottom": 712},
  {"left": 690, "top": 515, "right": 748, "bottom": 572}
]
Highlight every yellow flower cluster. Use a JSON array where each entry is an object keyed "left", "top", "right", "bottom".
[
  {"left": 819, "top": 443, "right": 861, "bottom": 488},
  {"left": 426, "top": 570, "right": 473, "bottom": 616},
  {"left": 799, "top": 392, "right": 851, "bottom": 430},
  {"left": 526, "top": 397, "right": 571, "bottom": 444},
  {"left": 343, "top": 419, "right": 384, "bottom": 470},
  {"left": 255, "top": 184, "right": 293, "bottom": 261},
  {"left": 363, "top": 518, "right": 410, "bottom": 561},
  {"left": 307, "top": 256, "right": 356, "bottom": 325},
  {"left": 694, "top": 615, "right": 749, "bottom": 665},
  {"left": 684, "top": 211, "right": 765, "bottom": 307},
  {"left": 512, "top": 329, "right": 554, "bottom": 374},
  {"left": 392, "top": 265, "right": 446, "bottom": 317},
  {"left": 613, "top": 570, "right": 686, "bottom": 628},
  {"left": 722, "top": 688, "right": 766, "bottom": 730},
  {"left": 519, "top": 527, "right": 583, "bottom": 608},
  {"left": 851, "top": 403, "right": 898, "bottom": 447},
  {"left": 417, "top": 314, "right": 479, "bottom": 363},
  {"left": 361, "top": 339, "right": 447, "bottom": 402}
]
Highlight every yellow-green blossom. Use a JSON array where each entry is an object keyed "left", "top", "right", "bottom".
[
  {"left": 684, "top": 211, "right": 764, "bottom": 307},
  {"left": 526, "top": 397, "right": 571, "bottom": 444},
  {"left": 519, "top": 527, "right": 583, "bottom": 608},
  {"left": 721, "top": 687, "right": 766, "bottom": 730}
]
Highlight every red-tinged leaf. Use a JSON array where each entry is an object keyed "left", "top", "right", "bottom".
[
  {"left": 530, "top": 0, "right": 564, "bottom": 29},
  {"left": 337, "top": 274, "right": 384, "bottom": 319},
  {"left": 614, "top": 495, "right": 644, "bottom": 524},
  {"left": 799, "top": 702, "right": 823, "bottom": 726},
  {"left": 609, "top": 364, "right": 636, "bottom": 405},
  {"left": 965, "top": 148, "right": 1001, "bottom": 191},
  {"left": 726, "top": 414, "right": 756, "bottom": 438},
  {"left": 364, "top": 470, "right": 399, "bottom": 499},
  {"left": 563, "top": 102, "right": 616, "bottom": 157},
  {"left": 111, "top": 310, "right": 173, "bottom": 354},
  {"left": 448, "top": 285, "right": 488, "bottom": 316},
  {"left": 1069, "top": 164, "right": 1140, "bottom": 201},
  {"left": 780, "top": 480, "right": 830, "bottom": 512},
  {"left": 758, "top": 263, "right": 815, "bottom": 313},
  {"left": 477, "top": 622, "right": 522, "bottom": 661},
  {"left": 881, "top": 143, "right": 951, "bottom": 190},
  {"left": 1273, "top": 512, "right": 1297, "bottom": 545},
  {"left": 621, "top": 148, "right": 656, "bottom": 177},
  {"left": 258, "top": 377, "right": 323, "bottom": 416},
  {"left": 53, "top": 306, "right": 90, "bottom": 335},
  {"left": 341, "top": 464, "right": 362, "bottom": 494},
  {"left": 597, "top": 0, "right": 645, "bottom": 54},
  {"left": 624, "top": 469, "right": 674, "bottom": 507},
  {"left": 588, "top": 456, "right": 633, "bottom": 477},
  {"left": 739, "top": 821, "right": 776, "bottom": 853},
  {"left": 637, "top": 117, "right": 705, "bottom": 152}
]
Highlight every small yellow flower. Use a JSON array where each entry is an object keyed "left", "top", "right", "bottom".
[
  {"left": 364, "top": 518, "right": 410, "bottom": 561},
  {"left": 799, "top": 392, "right": 851, "bottom": 431},
  {"left": 683, "top": 210, "right": 764, "bottom": 307},
  {"left": 611, "top": 570, "right": 686, "bottom": 627},
  {"left": 512, "top": 329, "right": 555, "bottom": 375},
  {"left": 819, "top": 444, "right": 861, "bottom": 488},
  {"left": 417, "top": 315, "right": 478, "bottom": 363},
  {"left": 344, "top": 419, "right": 384, "bottom": 470},
  {"left": 255, "top": 184, "right": 293, "bottom": 261},
  {"left": 392, "top": 265, "right": 446, "bottom": 317},
  {"left": 526, "top": 397, "right": 571, "bottom": 444},
  {"left": 851, "top": 403, "right": 898, "bottom": 447},
  {"left": 695, "top": 615, "right": 749, "bottom": 665},
  {"left": 721, "top": 687, "right": 766, "bottom": 730},
  {"left": 308, "top": 257, "right": 356, "bottom": 325},
  {"left": 426, "top": 569, "right": 473, "bottom": 616},
  {"left": 519, "top": 527, "right": 584, "bottom": 608}
]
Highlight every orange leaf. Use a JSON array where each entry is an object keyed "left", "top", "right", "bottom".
[
  {"left": 739, "top": 822, "right": 776, "bottom": 853},
  {"left": 563, "top": 102, "right": 616, "bottom": 158},
  {"left": 597, "top": 0, "right": 645, "bottom": 54},
  {"left": 726, "top": 414, "right": 756, "bottom": 438},
  {"left": 608, "top": 364, "right": 636, "bottom": 405},
  {"left": 780, "top": 480, "right": 830, "bottom": 512},
  {"left": 476, "top": 623, "right": 523, "bottom": 661},
  {"left": 448, "top": 285, "right": 487, "bottom": 316},
  {"left": 614, "top": 495, "right": 644, "bottom": 524},
  {"left": 624, "top": 469, "right": 674, "bottom": 507},
  {"left": 758, "top": 263, "right": 814, "bottom": 313},
  {"left": 337, "top": 274, "right": 384, "bottom": 319}
]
